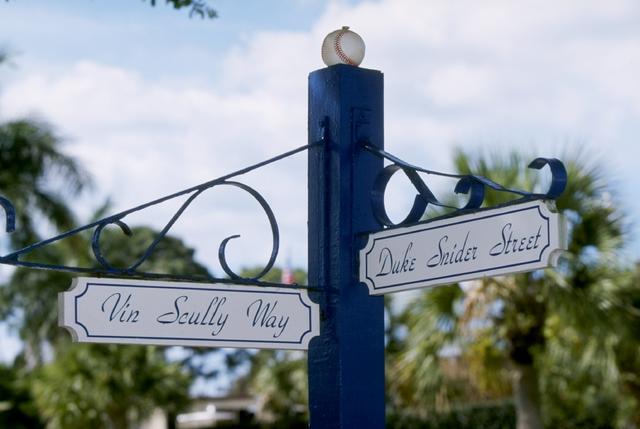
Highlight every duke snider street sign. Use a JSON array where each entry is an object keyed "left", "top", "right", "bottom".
[
  {"left": 59, "top": 277, "right": 320, "bottom": 350},
  {"left": 359, "top": 200, "right": 567, "bottom": 295}
]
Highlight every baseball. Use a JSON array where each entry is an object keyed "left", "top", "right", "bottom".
[{"left": 321, "top": 26, "right": 365, "bottom": 67}]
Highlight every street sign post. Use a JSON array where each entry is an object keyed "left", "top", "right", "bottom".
[
  {"left": 0, "top": 29, "right": 570, "bottom": 429},
  {"left": 307, "top": 64, "right": 386, "bottom": 429},
  {"left": 360, "top": 199, "right": 567, "bottom": 295},
  {"left": 59, "top": 277, "right": 320, "bottom": 350}
]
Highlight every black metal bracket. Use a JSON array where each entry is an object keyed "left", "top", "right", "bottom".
[
  {"left": 0, "top": 135, "right": 567, "bottom": 287},
  {"left": 362, "top": 142, "right": 567, "bottom": 228},
  {"left": 0, "top": 143, "right": 321, "bottom": 290}
]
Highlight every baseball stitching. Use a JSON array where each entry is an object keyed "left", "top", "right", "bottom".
[{"left": 334, "top": 29, "right": 357, "bottom": 66}]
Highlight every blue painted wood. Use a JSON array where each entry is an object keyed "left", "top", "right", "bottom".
[{"left": 308, "top": 64, "right": 385, "bottom": 428}]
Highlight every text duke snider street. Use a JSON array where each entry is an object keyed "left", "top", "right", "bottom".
[{"left": 360, "top": 200, "right": 566, "bottom": 295}]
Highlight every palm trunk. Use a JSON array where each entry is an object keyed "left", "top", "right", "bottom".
[
  {"left": 512, "top": 362, "right": 543, "bottom": 429},
  {"left": 23, "top": 340, "right": 41, "bottom": 369},
  {"left": 107, "top": 409, "right": 130, "bottom": 429}
]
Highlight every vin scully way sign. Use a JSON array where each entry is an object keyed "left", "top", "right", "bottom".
[
  {"left": 360, "top": 200, "right": 567, "bottom": 295},
  {"left": 59, "top": 277, "right": 320, "bottom": 350}
]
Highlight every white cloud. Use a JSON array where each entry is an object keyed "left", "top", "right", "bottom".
[
  {"left": 2, "top": 0, "right": 640, "bottom": 272},
  {"left": 422, "top": 64, "right": 497, "bottom": 106},
  {"left": 1, "top": 59, "right": 311, "bottom": 273}
]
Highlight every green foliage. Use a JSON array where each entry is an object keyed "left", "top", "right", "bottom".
[
  {"left": 0, "top": 363, "right": 44, "bottom": 428},
  {"left": 0, "top": 53, "right": 206, "bottom": 428},
  {"left": 388, "top": 285, "right": 472, "bottom": 412},
  {"left": 94, "top": 225, "right": 210, "bottom": 276},
  {"left": 608, "top": 265, "right": 640, "bottom": 425},
  {"left": 31, "top": 344, "right": 191, "bottom": 429},
  {"left": 0, "top": 113, "right": 91, "bottom": 365},
  {"left": 3, "top": 1, "right": 218, "bottom": 20},
  {"left": 145, "top": 0, "right": 218, "bottom": 19},
  {"left": 389, "top": 149, "right": 637, "bottom": 427},
  {"left": 388, "top": 403, "right": 516, "bottom": 429},
  {"left": 1, "top": 261, "right": 77, "bottom": 364},
  {"left": 245, "top": 350, "right": 308, "bottom": 423},
  {"left": 0, "top": 119, "right": 89, "bottom": 247}
]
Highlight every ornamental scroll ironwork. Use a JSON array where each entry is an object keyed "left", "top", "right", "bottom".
[
  {"left": 0, "top": 143, "right": 319, "bottom": 289},
  {"left": 0, "top": 133, "right": 567, "bottom": 285},
  {"left": 362, "top": 143, "right": 568, "bottom": 228}
]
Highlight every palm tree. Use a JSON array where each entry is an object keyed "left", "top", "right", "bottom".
[
  {"left": 0, "top": 118, "right": 89, "bottom": 248},
  {"left": 607, "top": 263, "right": 640, "bottom": 426},
  {"left": 0, "top": 115, "right": 90, "bottom": 366},
  {"left": 0, "top": 50, "right": 89, "bottom": 359},
  {"left": 389, "top": 149, "right": 629, "bottom": 428},
  {"left": 0, "top": 56, "right": 208, "bottom": 428}
]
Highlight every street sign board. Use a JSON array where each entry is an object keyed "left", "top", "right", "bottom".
[
  {"left": 59, "top": 277, "right": 320, "bottom": 350},
  {"left": 359, "top": 199, "right": 567, "bottom": 295}
]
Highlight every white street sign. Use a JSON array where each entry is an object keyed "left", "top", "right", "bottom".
[
  {"left": 360, "top": 200, "right": 567, "bottom": 295},
  {"left": 59, "top": 277, "right": 320, "bottom": 350}
]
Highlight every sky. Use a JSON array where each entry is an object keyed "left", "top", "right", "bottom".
[{"left": 1, "top": 0, "right": 640, "bottom": 367}]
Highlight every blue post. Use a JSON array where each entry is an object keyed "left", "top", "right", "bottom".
[{"left": 307, "top": 64, "right": 385, "bottom": 428}]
